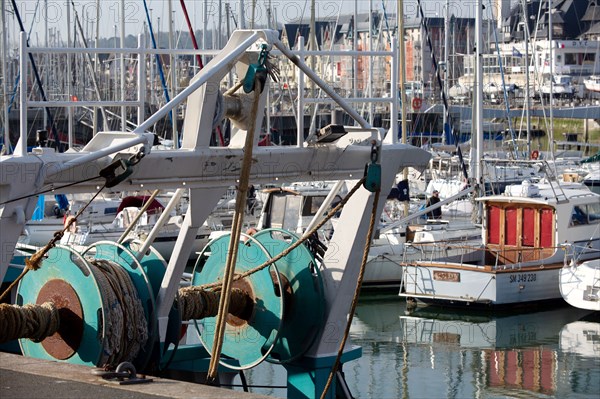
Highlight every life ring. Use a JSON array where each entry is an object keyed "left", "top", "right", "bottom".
[
  {"left": 531, "top": 150, "right": 539, "bottom": 160},
  {"left": 412, "top": 97, "right": 423, "bottom": 110}
]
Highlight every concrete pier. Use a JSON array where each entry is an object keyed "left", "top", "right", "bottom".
[{"left": 0, "top": 353, "right": 271, "bottom": 399}]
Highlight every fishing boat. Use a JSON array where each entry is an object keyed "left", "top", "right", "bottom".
[
  {"left": 401, "top": 180, "right": 600, "bottom": 308},
  {"left": 0, "top": 28, "right": 431, "bottom": 398},
  {"left": 559, "top": 259, "right": 600, "bottom": 311}
]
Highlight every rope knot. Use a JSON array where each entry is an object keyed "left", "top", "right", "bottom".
[{"left": 25, "top": 252, "right": 45, "bottom": 271}]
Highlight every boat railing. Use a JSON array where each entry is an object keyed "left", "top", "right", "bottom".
[
  {"left": 402, "top": 242, "right": 577, "bottom": 270},
  {"left": 562, "top": 242, "right": 600, "bottom": 266},
  {"left": 402, "top": 242, "right": 482, "bottom": 264}
]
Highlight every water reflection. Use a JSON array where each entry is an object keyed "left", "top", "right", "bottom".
[
  {"left": 347, "top": 294, "right": 599, "bottom": 399},
  {"left": 240, "top": 294, "right": 600, "bottom": 399}
]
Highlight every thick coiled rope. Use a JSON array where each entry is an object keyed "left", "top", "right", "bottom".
[
  {"left": 0, "top": 302, "right": 60, "bottom": 343},
  {"left": 178, "top": 287, "right": 252, "bottom": 321},
  {"left": 88, "top": 258, "right": 148, "bottom": 368}
]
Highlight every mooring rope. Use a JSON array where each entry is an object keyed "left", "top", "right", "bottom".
[
  {"left": 207, "top": 77, "right": 263, "bottom": 381},
  {"left": 199, "top": 177, "right": 366, "bottom": 292},
  {"left": 178, "top": 287, "right": 251, "bottom": 321},
  {"left": 88, "top": 258, "right": 148, "bottom": 368},
  {"left": 0, "top": 302, "right": 59, "bottom": 343},
  {"left": 0, "top": 183, "right": 107, "bottom": 304},
  {"left": 320, "top": 189, "right": 382, "bottom": 399}
]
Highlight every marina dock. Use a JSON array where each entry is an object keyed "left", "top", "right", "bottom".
[{"left": 0, "top": 353, "right": 270, "bottom": 399}]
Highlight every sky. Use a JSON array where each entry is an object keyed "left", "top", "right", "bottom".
[{"left": 4, "top": 0, "right": 512, "bottom": 45}]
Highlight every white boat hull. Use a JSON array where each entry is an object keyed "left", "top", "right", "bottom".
[
  {"left": 559, "top": 260, "right": 600, "bottom": 311},
  {"left": 402, "top": 262, "right": 564, "bottom": 307}
]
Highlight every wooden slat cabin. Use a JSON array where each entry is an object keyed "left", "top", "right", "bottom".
[{"left": 484, "top": 201, "right": 556, "bottom": 265}]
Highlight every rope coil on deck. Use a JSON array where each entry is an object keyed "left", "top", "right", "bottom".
[{"left": 88, "top": 258, "right": 148, "bottom": 367}]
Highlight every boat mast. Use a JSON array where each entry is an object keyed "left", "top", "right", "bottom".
[
  {"left": 2, "top": 0, "right": 10, "bottom": 153},
  {"left": 522, "top": 0, "right": 531, "bottom": 156},
  {"left": 443, "top": 0, "right": 449, "bottom": 146},
  {"left": 168, "top": 0, "right": 177, "bottom": 147},
  {"left": 120, "top": 0, "right": 126, "bottom": 131},
  {"left": 475, "top": 0, "right": 483, "bottom": 202},
  {"left": 548, "top": 0, "right": 555, "bottom": 163},
  {"left": 67, "top": 0, "right": 73, "bottom": 148},
  {"left": 94, "top": 0, "right": 101, "bottom": 134},
  {"left": 238, "top": 0, "right": 245, "bottom": 29},
  {"left": 398, "top": 0, "right": 409, "bottom": 216}
]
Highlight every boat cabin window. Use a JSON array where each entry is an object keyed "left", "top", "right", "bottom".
[
  {"left": 570, "top": 203, "right": 600, "bottom": 227},
  {"left": 302, "top": 195, "right": 326, "bottom": 217},
  {"left": 268, "top": 194, "right": 302, "bottom": 231}
]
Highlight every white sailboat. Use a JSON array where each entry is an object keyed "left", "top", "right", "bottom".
[{"left": 559, "top": 259, "right": 600, "bottom": 311}]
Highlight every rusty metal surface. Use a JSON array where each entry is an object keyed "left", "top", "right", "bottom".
[
  {"left": 228, "top": 276, "right": 255, "bottom": 327},
  {"left": 36, "top": 279, "right": 83, "bottom": 360}
]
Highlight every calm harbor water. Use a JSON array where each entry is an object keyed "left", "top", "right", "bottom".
[{"left": 239, "top": 293, "right": 600, "bottom": 398}]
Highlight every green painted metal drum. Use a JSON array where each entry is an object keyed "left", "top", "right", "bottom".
[
  {"left": 191, "top": 228, "right": 325, "bottom": 369},
  {"left": 18, "top": 246, "right": 106, "bottom": 366},
  {"left": 121, "top": 238, "right": 183, "bottom": 368},
  {"left": 121, "top": 238, "right": 168, "bottom": 298},
  {"left": 253, "top": 229, "right": 325, "bottom": 363},
  {"left": 191, "top": 233, "right": 284, "bottom": 370}
]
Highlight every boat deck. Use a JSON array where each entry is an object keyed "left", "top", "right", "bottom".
[{"left": 0, "top": 352, "right": 270, "bottom": 399}]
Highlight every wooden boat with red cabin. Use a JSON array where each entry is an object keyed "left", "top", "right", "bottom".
[{"left": 400, "top": 179, "right": 600, "bottom": 308}]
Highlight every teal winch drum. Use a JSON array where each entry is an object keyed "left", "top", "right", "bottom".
[
  {"left": 121, "top": 238, "right": 168, "bottom": 299},
  {"left": 17, "top": 241, "right": 157, "bottom": 370},
  {"left": 17, "top": 246, "right": 108, "bottom": 366},
  {"left": 191, "top": 232, "right": 284, "bottom": 370},
  {"left": 121, "top": 238, "right": 183, "bottom": 366},
  {"left": 190, "top": 228, "right": 325, "bottom": 369},
  {"left": 252, "top": 229, "right": 325, "bottom": 364}
]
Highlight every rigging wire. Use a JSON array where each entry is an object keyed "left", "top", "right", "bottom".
[
  {"left": 141, "top": 0, "right": 174, "bottom": 133},
  {"left": 485, "top": 0, "right": 519, "bottom": 159},
  {"left": 8, "top": 0, "right": 62, "bottom": 151},
  {"left": 415, "top": 0, "right": 469, "bottom": 182}
]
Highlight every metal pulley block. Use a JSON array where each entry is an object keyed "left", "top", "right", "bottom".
[
  {"left": 243, "top": 44, "right": 270, "bottom": 93},
  {"left": 363, "top": 140, "right": 382, "bottom": 192}
]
